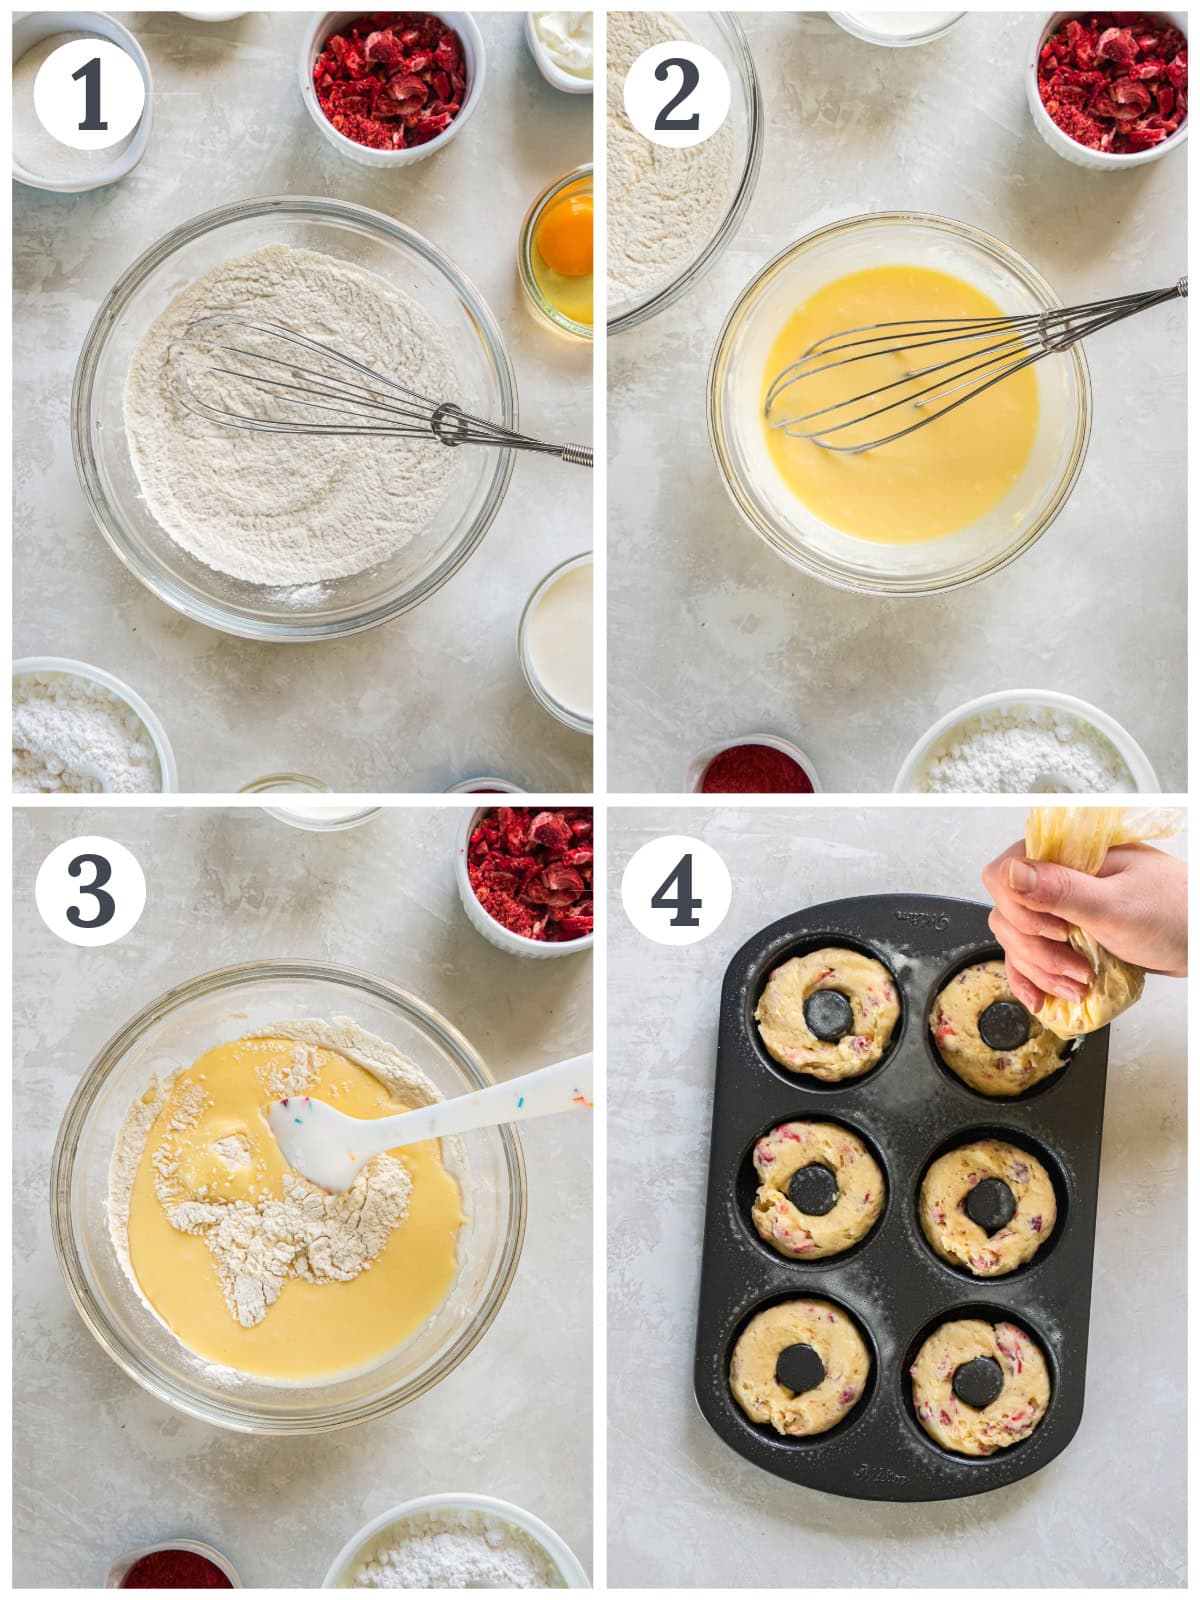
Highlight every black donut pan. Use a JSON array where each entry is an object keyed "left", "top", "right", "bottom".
[{"left": 693, "top": 894, "right": 1109, "bottom": 1502}]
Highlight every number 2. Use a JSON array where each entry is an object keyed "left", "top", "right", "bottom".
[
  {"left": 653, "top": 57, "right": 701, "bottom": 131},
  {"left": 67, "top": 853, "right": 116, "bottom": 929},
  {"left": 651, "top": 853, "right": 702, "bottom": 927},
  {"left": 72, "top": 57, "right": 108, "bottom": 131}
]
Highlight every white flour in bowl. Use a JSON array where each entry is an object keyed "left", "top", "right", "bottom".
[
  {"left": 607, "top": 11, "right": 735, "bottom": 315},
  {"left": 124, "top": 244, "right": 459, "bottom": 589},
  {"left": 916, "top": 704, "right": 1136, "bottom": 793},
  {"left": 353, "top": 1507, "right": 564, "bottom": 1589},
  {"left": 13, "top": 669, "right": 162, "bottom": 793}
]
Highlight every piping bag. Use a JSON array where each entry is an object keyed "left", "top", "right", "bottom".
[{"left": 1025, "top": 805, "right": 1184, "bottom": 1037}]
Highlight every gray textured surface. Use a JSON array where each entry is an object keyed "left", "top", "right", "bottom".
[
  {"left": 14, "top": 12, "right": 592, "bottom": 793},
  {"left": 607, "top": 806, "right": 1185, "bottom": 1587},
  {"left": 13, "top": 806, "right": 592, "bottom": 1587},
  {"left": 608, "top": 11, "right": 1187, "bottom": 792}
]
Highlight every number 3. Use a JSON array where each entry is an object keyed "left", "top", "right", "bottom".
[{"left": 67, "top": 853, "right": 116, "bottom": 929}]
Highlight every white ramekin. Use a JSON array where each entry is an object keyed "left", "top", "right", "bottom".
[
  {"left": 685, "top": 733, "right": 822, "bottom": 794},
  {"left": 523, "top": 12, "right": 593, "bottom": 94},
  {"left": 1025, "top": 12, "right": 1189, "bottom": 170},
  {"left": 300, "top": 11, "right": 486, "bottom": 167},
  {"left": 828, "top": 11, "right": 966, "bottom": 47},
  {"left": 13, "top": 655, "right": 178, "bottom": 793},
  {"left": 105, "top": 1540, "right": 240, "bottom": 1588},
  {"left": 12, "top": 12, "right": 154, "bottom": 193},
  {"left": 894, "top": 689, "right": 1161, "bottom": 793},
  {"left": 322, "top": 1493, "right": 589, "bottom": 1587},
  {"left": 455, "top": 806, "right": 594, "bottom": 960}
]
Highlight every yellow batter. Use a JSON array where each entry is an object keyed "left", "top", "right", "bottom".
[
  {"left": 762, "top": 265, "right": 1039, "bottom": 543},
  {"left": 124, "top": 1034, "right": 464, "bottom": 1381}
]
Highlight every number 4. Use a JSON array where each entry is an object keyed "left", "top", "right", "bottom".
[{"left": 651, "top": 853, "right": 702, "bottom": 927}]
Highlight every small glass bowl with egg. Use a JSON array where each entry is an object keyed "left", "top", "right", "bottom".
[{"left": 518, "top": 165, "right": 593, "bottom": 342}]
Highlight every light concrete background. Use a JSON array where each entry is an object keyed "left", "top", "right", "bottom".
[
  {"left": 13, "top": 806, "right": 592, "bottom": 1587},
  {"left": 608, "top": 11, "right": 1187, "bottom": 792},
  {"left": 607, "top": 805, "right": 1185, "bottom": 1587},
  {"left": 14, "top": 12, "right": 592, "bottom": 793}
]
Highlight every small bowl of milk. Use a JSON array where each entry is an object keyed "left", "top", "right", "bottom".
[
  {"left": 828, "top": 11, "right": 966, "bottom": 46},
  {"left": 518, "top": 552, "right": 593, "bottom": 736}
]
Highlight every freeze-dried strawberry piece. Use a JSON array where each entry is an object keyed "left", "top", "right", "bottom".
[
  {"left": 1097, "top": 26, "right": 1139, "bottom": 66},
  {"left": 467, "top": 808, "right": 593, "bottom": 942},
  {"left": 1166, "top": 49, "right": 1188, "bottom": 87},
  {"left": 313, "top": 13, "right": 469, "bottom": 152}
]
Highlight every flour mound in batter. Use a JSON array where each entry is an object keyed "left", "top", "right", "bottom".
[
  {"left": 124, "top": 245, "right": 460, "bottom": 588},
  {"left": 910, "top": 1318, "right": 1050, "bottom": 1456},
  {"left": 930, "top": 960, "right": 1068, "bottom": 1097},
  {"left": 730, "top": 1299, "right": 871, "bottom": 1437},
  {"left": 920, "top": 1138, "right": 1056, "bottom": 1276},
  {"left": 607, "top": 12, "right": 735, "bottom": 314},
  {"left": 751, "top": 1121, "right": 884, "bottom": 1260},
  {"left": 755, "top": 947, "right": 900, "bottom": 1081}
]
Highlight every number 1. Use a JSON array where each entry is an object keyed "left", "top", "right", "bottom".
[{"left": 73, "top": 57, "right": 107, "bottom": 131}]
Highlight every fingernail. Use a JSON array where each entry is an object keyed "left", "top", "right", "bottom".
[
  {"left": 1053, "top": 979, "right": 1085, "bottom": 1000},
  {"left": 1008, "top": 860, "right": 1037, "bottom": 894}
]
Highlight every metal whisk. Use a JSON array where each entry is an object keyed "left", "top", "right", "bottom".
[
  {"left": 169, "top": 315, "right": 593, "bottom": 468},
  {"left": 765, "top": 277, "right": 1187, "bottom": 454}
]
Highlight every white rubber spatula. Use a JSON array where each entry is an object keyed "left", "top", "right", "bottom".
[{"left": 267, "top": 1052, "right": 594, "bottom": 1193}]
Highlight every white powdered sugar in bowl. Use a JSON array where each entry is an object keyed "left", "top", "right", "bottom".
[
  {"left": 352, "top": 1507, "right": 564, "bottom": 1589},
  {"left": 124, "top": 244, "right": 460, "bottom": 592},
  {"left": 13, "top": 663, "right": 170, "bottom": 793}
]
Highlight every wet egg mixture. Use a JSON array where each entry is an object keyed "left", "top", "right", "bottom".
[
  {"left": 762, "top": 264, "right": 1039, "bottom": 543},
  {"left": 124, "top": 1034, "right": 464, "bottom": 1381}
]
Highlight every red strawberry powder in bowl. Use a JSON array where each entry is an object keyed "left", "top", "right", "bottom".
[
  {"left": 456, "top": 806, "right": 595, "bottom": 959},
  {"left": 1026, "top": 11, "right": 1188, "bottom": 167},
  {"left": 302, "top": 11, "right": 486, "bottom": 166}
]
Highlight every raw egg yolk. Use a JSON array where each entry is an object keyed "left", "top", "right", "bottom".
[{"left": 536, "top": 193, "right": 594, "bottom": 278}]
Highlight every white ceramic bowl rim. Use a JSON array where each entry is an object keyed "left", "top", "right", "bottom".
[
  {"left": 1025, "top": 11, "right": 1189, "bottom": 167},
  {"left": 524, "top": 10, "right": 593, "bottom": 94},
  {"left": 321, "top": 1492, "right": 590, "bottom": 1587},
  {"left": 13, "top": 654, "right": 178, "bottom": 792},
  {"left": 300, "top": 11, "right": 486, "bottom": 163},
  {"left": 893, "top": 688, "right": 1161, "bottom": 793},
  {"left": 11, "top": 12, "right": 154, "bottom": 192}
]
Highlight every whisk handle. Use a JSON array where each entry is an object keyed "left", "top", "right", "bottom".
[{"left": 559, "top": 442, "right": 594, "bottom": 468}]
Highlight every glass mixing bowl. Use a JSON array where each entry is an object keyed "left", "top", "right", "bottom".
[
  {"left": 708, "top": 212, "right": 1093, "bottom": 597},
  {"left": 49, "top": 961, "right": 526, "bottom": 1433},
  {"left": 72, "top": 197, "right": 517, "bottom": 641},
  {"left": 608, "top": 13, "right": 763, "bottom": 334}
]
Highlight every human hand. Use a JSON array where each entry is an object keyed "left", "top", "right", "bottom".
[{"left": 981, "top": 841, "right": 1188, "bottom": 1013}]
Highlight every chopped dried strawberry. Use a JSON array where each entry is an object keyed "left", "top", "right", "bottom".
[
  {"left": 1038, "top": 13, "right": 1187, "bottom": 153},
  {"left": 313, "top": 12, "right": 469, "bottom": 151},
  {"left": 467, "top": 807, "right": 593, "bottom": 943}
]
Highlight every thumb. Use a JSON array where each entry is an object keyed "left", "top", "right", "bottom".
[{"left": 1007, "top": 857, "right": 1108, "bottom": 925}]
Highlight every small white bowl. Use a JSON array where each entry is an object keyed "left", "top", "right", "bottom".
[
  {"left": 12, "top": 12, "right": 153, "bottom": 193},
  {"left": 685, "top": 733, "right": 822, "bottom": 794},
  {"left": 13, "top": 655, "right": 178, "bottom": 793},
  {"left": 524, "top": 12, "right": 593, "bottom": 94},
  {"left": 106, "top": 1539, "right": 240, "bottom": 1588},
  {"left": 828, "top": 11, "right": 966, "bottom": 47},
  {"left": 1026, "top": 12, "right": 1189, "bottom": 170},
  {"left": 300, "top": 11, "right": 486, "bottom": 168},
  {"left": 322, "top": 1492, "right": 589, "bottom": 1587},
  {"left": 894, "top": 688, "right": 1160, "bottom": 793},
  {"left": 455, "top": 806, "right": 594, "bottom": 959}
]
